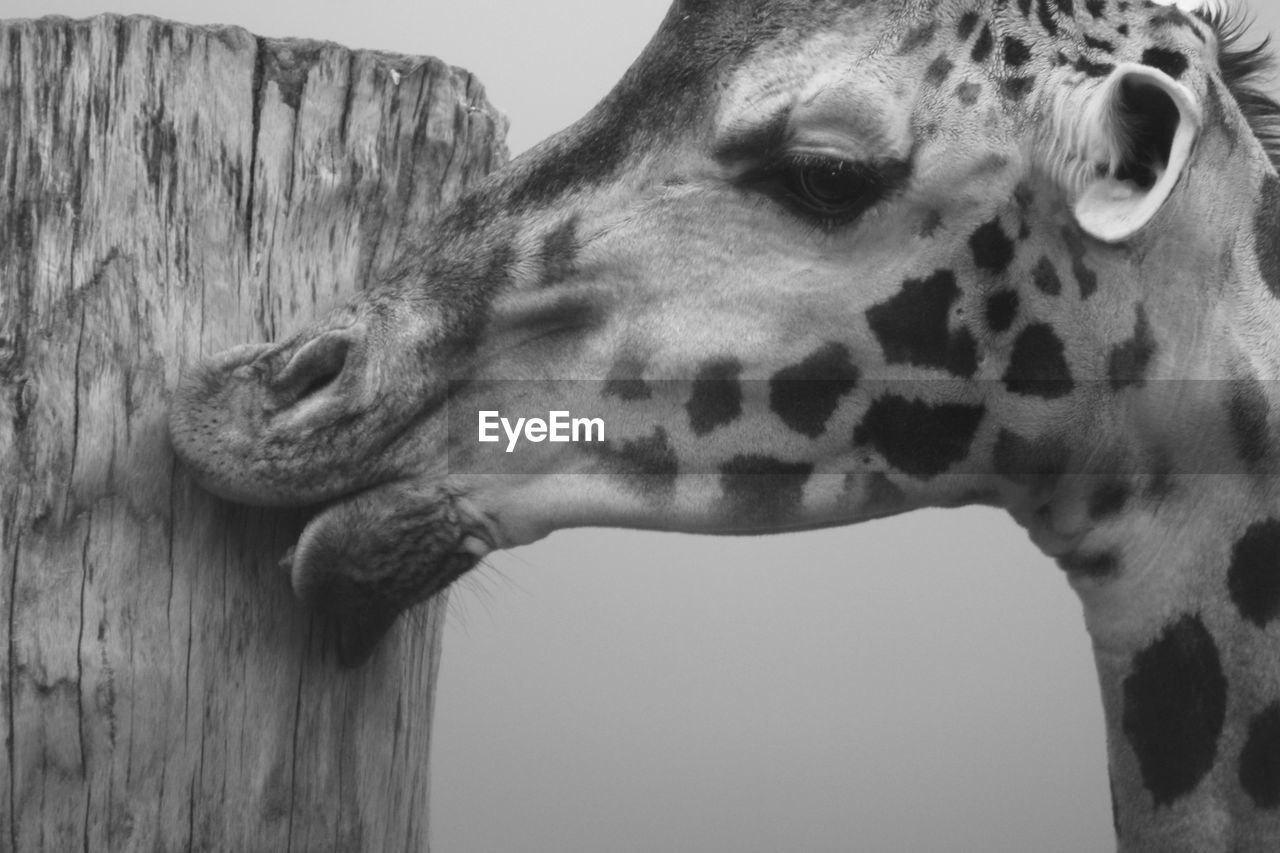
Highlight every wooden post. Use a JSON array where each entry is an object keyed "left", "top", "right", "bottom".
[{"left": 0, "top": 15, "right": 507, "bottom": 850}]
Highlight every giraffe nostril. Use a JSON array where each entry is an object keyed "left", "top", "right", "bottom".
[
  {"left": 297, "top": 361, "right": 344, "bottom": 401},
  {"left": 273, "top": 330, "right": 355, "bottom": 406}
]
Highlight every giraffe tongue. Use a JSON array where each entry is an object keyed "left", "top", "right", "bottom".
[{"left": 460, "top": 535, "right": 492, "bottom": 559}]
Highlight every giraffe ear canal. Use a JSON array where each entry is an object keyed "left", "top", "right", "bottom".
[{"left": 1073, "top": 63, "right": 1202, "bottom": 243}]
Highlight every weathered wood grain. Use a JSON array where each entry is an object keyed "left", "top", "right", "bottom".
[{"left": 0, "top": 14, "right": 507, "bottom": 851}]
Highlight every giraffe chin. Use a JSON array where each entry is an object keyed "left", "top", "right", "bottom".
[{"left": 280, "top": 482, "right": 490, "bottom": 667}]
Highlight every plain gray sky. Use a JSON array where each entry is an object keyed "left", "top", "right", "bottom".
[{"left": 8, "top": 1, "right": 1280, "bottom": 851}]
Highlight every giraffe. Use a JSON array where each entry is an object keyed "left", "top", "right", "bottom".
[{"left": 169, "top": 0, "right": 1280, "bottom": 848}]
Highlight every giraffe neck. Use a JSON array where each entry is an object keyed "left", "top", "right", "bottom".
[
  {"left": 966, "top": 128, "right": 1280, "bottom": 847},
  {"left": 1078, "top": 474, "right": 1280, "bottom": 852},
  {"left": 1058, "top": 206, "right": 1280, "bottom": 849}
]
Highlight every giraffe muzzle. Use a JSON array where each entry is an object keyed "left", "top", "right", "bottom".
[{"left": 169, "top": 321, "right": 426, "bottom": 507}]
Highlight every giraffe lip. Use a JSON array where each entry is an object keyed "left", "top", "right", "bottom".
[
  {"left": 319, "top": 540, "right": 483, "bottom": 668},
  {"left": 281, "top": 483, "right": 492, "bottom": 666}
]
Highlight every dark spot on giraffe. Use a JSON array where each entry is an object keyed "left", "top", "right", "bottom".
[
  {"left": 853, "top": 396, "right": 985, "bottom": 479},
  {"left": 1150, "top": 7, "right": 1201, "bottom": 38},
  {"left": 993, "top": 429, "right": 1070, "bottom": 486},
  {"left": 1227, "top": 519, "right": 1280, "bottom": 629},
  {"left": 594, "top": 427, "right": 678, "bottom": 496},
  {"left": 1084, "top": 34, "right": 1116, "bottom": 52},
  {"left": 899, "top": 22, "right": 938, "bottom": 54},
  {"left": 1062, "top": 228, "right": 1099, "bottom": 298},
  {"left": 865, "top": 270, "right": 977, "bottom": 378},
  {"left": 1256, "top": 173, "right": 1280, "bottom": 299},
  {"left": 926, "top": 55, "right": 954, "bottom": 87},
  {"left": 1058, "top": 551, "right": 1119, "bottom": 578},
  {"left": 1240, "top": 704, "right": 1280, "bottom": 809},
  {"left": 1141, "top": 47, "right": 1189, "bottom": 80},
  {"left": 538, "top": 216, "right": 579, "bottom": 287},
  {"left": 970, "top": 219, "right": 1015, "bottom": 274},
  {"left": 1122, "top": 614, "right": 1226, "bottom": 807},
  {"left": 956, "top": 82, "right": 982, "bottom": 106},
  {"left": 1033, "top": 256, "right": 1063, "bottom": 296},
  {"left": 919, "top": 209, "right": 944, "bottom": 237},
  {"left": 1014, "top": 182, "right": 1035, "bottom": 214},
  {"left": 1003, "top": 37, "right": 1032, "bottom": 67},
  {"left": 1002, "top": 77, "right": 1036, "bottom": 101},
  {"left": 956, "top": 488, "right": 1001, "bottom": 508},
  {"left": 603, "top": 354, "right": 651, "bottom": 402},
  {"left": 985, "top": 290, "right": 1019, "bottom": 333},
  {"left": 1108, "top": 305, "right": 1156, "bottom": 390},
  {"left": 1086, "top": 0, "right": 1106, "bottom": 17},
  {"left": 971, "top": 24, "right": 994, "bottom": 63},
  {"left": 1018, "top": 0, "right": 1032, "bottom": 16},
  {"left": 768, "top": 343, "right": 860, "bottom": 438},
  {"left": 1003, "top": 323, "right": 1074, "bottom": 399},
  {"left": 1054, "top": 0, "right": 1075, "bottom": 16},
  {"left": 1073, "top": 56, "right": 1116, "bottom": 78},
  {"left": 975, "top": 153, "right": 1010, "bottom": 176},
  {"left": 1117, "top": 23, "right": 1130, "bottom": 37},
  {"left": 1228, "top": 375, "right": 1271, "bottom": 468},
  {"left": 686, "top": 358, "right": 743, "bottom": 436},
  {"left": 1089, "top": 481, "right": 1130, "bottom": 520},
  {"left": 977, "top": 154, "right": 1008, "bottom": 175},
  {"left": 957, "top": 11, "right": 981, "bottom": 40},
  {"left": 1037, "top": 0, "right": 1060, "bottom": 36},
  {"left": 864, "top": 472, "right": 908, "bottom": 512},
  {"left": 719, "top": 455, "right": 813, "bottom": 525},
  {"left": 480, "top": 241, "right": 516, "bottom": 292}
]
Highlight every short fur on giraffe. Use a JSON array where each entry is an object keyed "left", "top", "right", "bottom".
[{"left": 169, "top": 0, "right": 1280, "bottom": 849}]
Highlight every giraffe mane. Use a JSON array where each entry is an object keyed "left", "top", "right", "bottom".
[{"left": 1198, "top": 3, "right": 1280, "bottom": 170}]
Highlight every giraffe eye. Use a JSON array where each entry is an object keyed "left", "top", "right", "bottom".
[
  {"left": 785, "top": 157, "right": 869, "bottom": 213},
  {"left": 766, "top": 154, "right": 913, "bottom": 229}
]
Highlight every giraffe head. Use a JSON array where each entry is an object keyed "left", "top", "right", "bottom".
[
  {"left": 171, "top": 0, "right": 1276, "bottom": 644},
  {"left": 173, "top": 1, "right": 1280, "bottom": 841}
]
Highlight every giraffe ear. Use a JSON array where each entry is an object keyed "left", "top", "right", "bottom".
[{"left": 1072, "top": 63, "right": 1202, "bottom": 243}]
